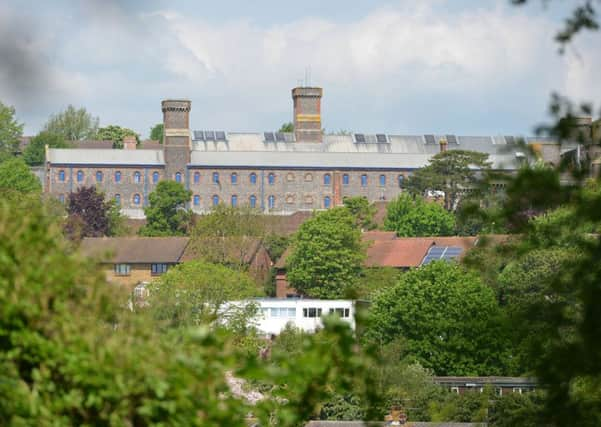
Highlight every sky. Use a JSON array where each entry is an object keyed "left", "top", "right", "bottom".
[{"left": 0, "top": 0, "right": 599, "bottom": 138}]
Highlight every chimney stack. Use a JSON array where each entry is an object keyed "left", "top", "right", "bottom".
[
  {"left": 292, "top": 86, "right": 323, "bottom": 143},
  {"left": 439, "top": 137, "right": 448, "bottom": 153},
  {"left": 123, "top": 135, "right": 137, "bottom": 150}
]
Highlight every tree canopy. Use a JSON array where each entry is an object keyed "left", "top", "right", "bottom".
[
  {"left": 0, "top": 157, "right": 41, "bottom": 194},
  {"left": 384, "top": 193, "right": 455, "bottom": 237},
  {"left": 278, "top": 122, "right": 294, "bottom": 132},
  {"left": 0, "top": 101, "right": 23, "bottom": 161},
  {"left": 149, "top": 123, "right": 164, "bottom": 143},
  {"left": 140, "top": 181, "right": 192, "bottom": 236},
  {"left": 44, "top": 105, "right": 99, "bottom": 141},
  {"left": 64, "top": 186, "right": 112, "bottom": 239},
  {"left": 343, "top": 196, "right": 377, "bottom": 231},
  {"left": 97, "top": 125, "right": 140, "bottom": 148},
  {"left": 23, "top": 131, "right": 69, "bottom": 166}
]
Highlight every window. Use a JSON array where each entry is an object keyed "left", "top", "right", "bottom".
[
  {"left": 324, "top": 196, "right": 331, "bottom": 209},
  {"left": 152, "top": 171, "right": 159, "bottom": 184},
  {"left": 151, "top": 263, "right": 168, "bottom": 275},
  {"left": 269, "top": 307, "right": 296, "bottom": 317},
  {"left": 114, "top": 264, "right": 131, "bottom": 276},
  {"left": 133, "top": 283, "right": 148, "bottom": 299},
  {"left": 302, "top": 307, "right": 323, "bottom": 318},
  {"left": 512, "top": 388, "right": 523, "bottom": 394},
  {"left": 329, "top": 308, "right": 350, "bottom": 318},
  {"left": 342, "top": 174, "right": 349, "bottom": 185},
  {"left": 193, "top": 195, "right": 200, "bottom": 206},
  {"left": 133, "top": 193, "right": 141, "bottom": 205},
  {"left": 231, "top": 195, "right": 238, "bottom": 207},
  {"left": 361, "top": 174, "right": 368, "bottom": 187},
  {"left": 58, "top": 194, "right": 65, "bottom": 203},
  {"left": 249, "top": 172, "right": 257, "bottom": 184},
  {"left": 268, "top": 195, "right": 275, "bottom": 209},
  {"left": 115, "top": 194, "right": 121, "bottom": 206},
  {"left": 268, "top": 173, "right": 275, "bottom": 185},
  {"left": 249, "top": 195, "right": 257, "bottom": 208},
  {"left": 134, "top": 171, "right": 141, "bottom": 183},
  {"left": 231, "top": 172, "right": 238, "bottom": 184},
  {"left": 58, "top": 170, "right": 65, "bottom": 182},
  {"left": 115, "top": 171, "right": 121, "bottom": 183},
  {"left": 451, "top": 387, "right": 460, "bottom": 394},
  {"left": 286, "top": 172, "right": 295, "bottom": 182},
  {"left": 212, "top": 195, "right": 219, "bottom": 206},
  {"left": 193, "top": 172, "right": 200, "bottom": 184},
  {"left": 398, "top": 174, "right": 404, "bottom": 188},
  {"left": 175, "top": 172, "right": 182, "bottom": 183},
  {"left": 213, "top": 172, "right": 219, "bottom": 183},
  {"left": 324, "top": 174, "right": 331, "bottom": 185},
  {"left": 77, "top": 170, "right": 84, "bottom": 182},
  {"left": 379, "top": 174, "right": 386, "bottom": 186},
  {"left": 304, "top": 173, "right": 313, "bottom": 182},
  {"left": 96, "top": 171, "right": 103, "bottom": 182}
]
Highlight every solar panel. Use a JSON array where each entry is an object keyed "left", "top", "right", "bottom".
[
  {"left": 204, "top": 131, "right": 215, "bottom": 141},
  {"left": 264, "top": 132, "right": 275, "bottom": 142},
  {"left": 275, "top": 132, "right": 286, "bottom": 142},
  {"left": 446, "top": 134, "right": 458, "bottom": 144},
  {"left": 421, "top": 246, "right": 464, "bottom": 265},
  {"left": 193, "top": 131, "right": 204, "bottom": 141},
  {"left": 215, "top": 131, "right": 226, "bottom": 141},
  {"left": 376, "top": 134, "right": 388, "bottom": 143},
  {"left": 504, "top": 136, "right": 515, "bottom": 145},
  {"left": 424, "top": 134, "right": 436, "bottom": 144},
  {"left": 354, "top": 133, "right": 366, "bottom": 143}
]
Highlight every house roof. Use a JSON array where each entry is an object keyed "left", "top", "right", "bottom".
[
  {"left": 361, "top": 231, "right": 398, "bottom": 241},
  {"left": 47, "top": 148, "right": 164, "bottom": 166},
  {"left": 433, "top": 376, "right": 537, "bottom": 387},
  {"left": 180, "top": 236, "right": 266, "bottom": 264},
  {"left": 305, "top": 422, "right": 485, "bottom": 427},
  {"left": 80, "top": 237, "right": 190, "bottom": 263}
]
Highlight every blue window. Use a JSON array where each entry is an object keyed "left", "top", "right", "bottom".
[
  {"left": 96, "top": 171, "right": 103, "bottom": 182},
  {"left": 77, "top": 170, "right": 84, "bottom": 182},
  {"left": 151, "top": 263, "right": 168, "bottom": 275},
  {"left": 152, "top": 171, "right": 159, "bottom": 183},
  {"left": 268, "top": 173, "right": 275, "bottom": 185},
  {"left": 134, "top": 171, "right": 141, "bottom": 183},
  {"left": 250, "top": 173, "right": 257, "bottom": 185},
  {"left": 231, "top": 195, "right": 238, "bottom": 207},
  {"left": 175, "top": 172, "right": 182, "bottom": 183},
  {"left": 343, "top": 174, "right": 349, "bottom": 185},
  {"left": 268, "top": 195, "right": 275, "bottom": 209},
  {"left": 115, "top": 194, "right": 121, "bottom": 205},
  {"left": 398, "top": 174, "right": 404, "bottom": 188},
  {"left": 231, "top": 173, "right": 238, "bottom": 184},
  {"left": 133, "top": 194, "right": 141, "bottom": 205},
  {"left": 324, "top": 174, "right": 331, "bottom": 185},
  {"left": 194, "top": 172, "right": 200, "bottom": 184},
  {"left": 213, "top": 172, "right": 219, "bottom": 183},
  {"left": 361, "top": 174, "right": 368, "bottom": 187},
  {"left": 379, "top": 174, "right": 386, "bottom": 186},
  {"left": 324, "top": 196, "right": 331, "bottom": 209},
  {"left": 58, "top": 170, "right": 65, "bottom": 182},
  {"left": 193, "top": 195, "right": 200, "bottom": 206},
  {"left": 212, "top": 195, "right": 219, "bottom": 206},
  {"left": 249, "top": 195, "right": 257, "bottom": 208},
  {"left": 115, "top": 171, "right": 121, "bottom": 183},
  {"left": 58, "top": 194, "right": 65, "bottom": 203}
]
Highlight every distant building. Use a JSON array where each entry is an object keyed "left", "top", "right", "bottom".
[{"left": 434, "top": 376, "right": 537, "bottom": 396}]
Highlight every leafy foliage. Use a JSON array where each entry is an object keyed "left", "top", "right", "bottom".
[
  {"left": 150, "top": 123, "right": 164, "bottom": 143},
  {"left": 97, "top": 125, "right": 140, "bottom": 148},
  {"left": 343, "top": 196, "right": 377, "bottom": 230},
  {"left": 0, "top": 101, "right": 23, "bottom": 160},
  {"left": 23, "top": 131, "right": 69, "bottom": 165},
  {"left": 262, "top": 233, "right": 289, "bottom": 262},
  {"left": 44, "top": 105, "right": 99, "bottom": 141},
  {"left": 287, "top": 207, "right": 365, "bottom": 298},
  {"left": 278, "top": 122, "right": 294, "bottom": 132},
  {"left": 0, "top": 157, "right": 41, "bottom": 193},
  {"left": 64, "top": 186, "right": 112, "bottom": 239},
  {"left": 384, "top": 193, "right": 455, "bottom": 237},
  {"left": 140, "top": 181, "right": 192, "bottom": 236}
]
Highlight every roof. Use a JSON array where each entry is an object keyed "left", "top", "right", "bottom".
[
  {"left": 306, "top": 422, "right": 485, "bottom": 427},
  {"left": 47, "top": 148, "right": 164, "bottom": 166},
  {"left": 180, "top": 236, "right": 265, "bottom": 265},
  {"left": 433, "top": 376, "right": 537, "bottom": 387},
  {"left": 80, "top": 237, "right": 190, "bottom": 263},
  {"left": 361, "top": 231, "right": 398, "bottom": 241}
]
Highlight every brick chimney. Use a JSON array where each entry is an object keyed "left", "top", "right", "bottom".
[
  {"left": 292, "top": 86, "right": 323, "bottom": 143},
  {"left": 123, "top": 135, "right": 137, "bottom": 150},
  {"left": 439, "top": 137, "right": 448, "bottom": 153}
]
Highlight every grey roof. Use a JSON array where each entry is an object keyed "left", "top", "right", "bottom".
[
  {"left": 47, "top": 148, "right": 164, "bottom": 165},
  {"left": 433, "top": 376, "right": 537, "bottom": 387}
]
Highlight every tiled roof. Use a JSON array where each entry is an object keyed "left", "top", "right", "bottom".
[
  {"left": 361, "top": 231, "right": 397, "bottom": 241},
  {"left": 80, "top": 237, "right": 189, "bottom": 263},
  {"left": 180, "top": 237, "right": 264, "bottom": 264}
]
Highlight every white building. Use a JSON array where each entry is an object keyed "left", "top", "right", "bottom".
[{"left": 224, "top": 298, "right": 356, "bottom": 335}]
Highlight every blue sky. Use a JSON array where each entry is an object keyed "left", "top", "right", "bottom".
[{"left": 1, "top": 0, "right": 599, "bottom": 137}]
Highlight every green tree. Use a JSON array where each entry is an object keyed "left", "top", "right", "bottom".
[
  {"left": 44, "top": 105, "right": 99, "bottom": 141},
  {"left": 343, "top": 196, "right": 377, "bottom": 230},
  {"left": 368, "top": 261, "right": 510, "bottom": 376},
  {"left": 140, "top": 180, "right": 192, "bottom": 236},
  {"left": 97, "top": 125, "right": 140, "bottom": 148},
  {"left": 287, "top": 207, "right": 365, "bottom": 298},
  {"left": 355, "top": 267, "right": 402, "bottom": 300},
  {"left": 406, "top": 150, "right": 491, "bottom": 211},
  {"left": 384, "top": 193, "right": 455, "bottom": 237},
  {"left": 0, "top": 101, "right": 23, "bottom": 161},
  {"left": 22, "top": 131, "right": 69, "bottom": 166},
  {"left": 150, "top": 123, "right": 164, "bottom": 143},
  {"left": 278, "top": 122, "right": 294, "bottom": 132},
  {"left": 0, "top": 157, "right": 41, "bottom": 194}
]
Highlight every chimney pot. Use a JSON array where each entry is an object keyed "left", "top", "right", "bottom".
[{"left": 439, "top": 138, "right": 448, "bottom": 153}]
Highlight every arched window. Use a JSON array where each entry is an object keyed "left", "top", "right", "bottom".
[
  {"left": 175, "top": 172, "right": 182, "bottom": 183},
  {"left": 212, "top": 172, "right": 219, "bottom": 184},
  {"left": 212, "top": 195, "right": 220, "bottom": 206},
  {"left": 115, "top": 171, "right": 121, "bottom": 183},
  {"left": 133, "top": 194, "right": 141, "bottom": 205},
  {"left": 231, "top": 173, "right": 238, "bottom": 184},
  {"left": 193, "top": 195, "right": 200, "bottom": 206},
  {"left": 152, "top": 171, "right": 159, "bottom": 183},
  {"left": 379, "top": 174, "right": 386, "bottom": 186},
  {"left": 96, "top": 171, "right": 103, "bottom": 182},
  {"left": 58, "top": 170, "right": 65, "bottom": 182},
  {"left": 249, "top": 195, "right": 257, "bottom": 208},
  {"left": 58, "top": 194, "right": 65, "bottom": 204},
  {"left": 77, "top": 170, "right": 84, "bottom": 182},
  {"left": 268, "top": 195, "right": 275, "bottom": 209},
  {"left": 194, "top": 172, "right": 200, "bottom": 184},
  {"left": 134, "top": 171, "right": 141, "bottom": 183},
  {"left": 342, "top": 174, "right": 349, "bottom": 185},
  {"left": 324, "top": 196, "right": 331, "bottom": 209},
  {"left": 115, "top": 194, "right": 121, "bottom": 205},
  {"left": 398, "top": 174, "right": 404, "bottom": 188},
  {"left": 231, "top": 195, "right": 238, "bottom": 207},
  {"left": 361, "top": 174, "right": 368, "bottom": 187},
  {"left": 249, "top": 172, "right": 257, "bottom": 185},
  {"left": 324, "top": 174, "right": 331, "bottom": 185},
  {"left": 268, "top": 173, "right": 275, "bottom": 185}
]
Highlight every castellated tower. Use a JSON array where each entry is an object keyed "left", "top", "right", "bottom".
[
  {"left": 162, "top": 99, "right": 191, "bottom": 183},
  {"left": 292, "top": 87, "right": 323, "bottom": 143}
]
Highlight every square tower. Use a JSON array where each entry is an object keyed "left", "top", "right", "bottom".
[
  {"left": 161, "top": 100, "right": 191, "bottom": 183},
  {"left": 292, "top": 87, "right": 323, "bottom": 143}
]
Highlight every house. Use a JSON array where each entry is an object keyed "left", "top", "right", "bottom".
[{"left": 434, "top": 376, "right": 537, "bottom": 396}]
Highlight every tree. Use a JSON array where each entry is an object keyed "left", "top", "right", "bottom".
[
  {"left": 368, "top": 261, "right": 511, "bottom": 376},
  {"left": 0, "top": 157, "right": 41, "bottom": 193},
  {"left": 23, "top": 131, "right": 69, "bottom": 166},
  {"left": 384, "top": 193, "right": 455, "bottom": 237},
  {"left": 406, "top": 150, "right": 491, "bottom": 211},
  {"left": 140, "top": 180, "right": 192, "bottom": 236},
  {"left": 97, "top": 125, "right": 140, "bottom": 148},
  {"left": 149, "top": 123, "right": 164, "bottom": 143},
  {"left": 65, "top": 186, "right": 111, "bottom": 239},
  {"left": 0, "top": 101, "right": 23, "bottom": 161},
  {"left": 343, "top": 196, "right": 377, "bottom": 230},
  {"left": 44, "top": 105, "right": 99, "bottom": 141},
  {"left": 287, "top": 207, "right": 365, "bottom": 298},
  {"left": 278, "top": 122, "right": 294, "bottom": 132}
]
